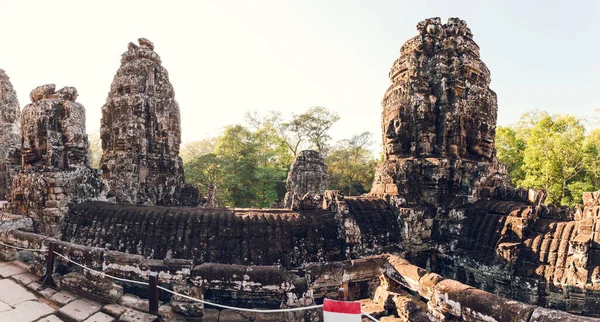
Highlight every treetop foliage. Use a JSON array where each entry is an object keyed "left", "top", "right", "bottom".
[
  {"left": 496, "top": 111, "right": 600, "bottom": 206},
  {"left": 182, "top": 106, "right": 375, "bottom": 207}
]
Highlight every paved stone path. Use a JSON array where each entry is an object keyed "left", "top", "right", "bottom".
[{"left": 0, "top": 260, "right": 157, "bottom": 322}]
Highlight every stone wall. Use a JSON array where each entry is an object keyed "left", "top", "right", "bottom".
[
  {"left": 100, "top": 38, "right": 184, "bottom": 206},
  {"left": 432, "top": 190, "right": 600, "bottom": 317},
  {"left": 0, "top": 230, "right": 596, "bottom": 321},
  {"left": 0, "top": 228, "right": 385, "bottom": 320},
  {"left": 60, "top": 197, "right": 401, "bottom": 268},
  {"left": 0, "top": 69, "right": 21, "bottom": 201}
]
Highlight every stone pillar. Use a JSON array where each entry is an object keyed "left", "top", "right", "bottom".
[
  {"left": 283, "top": 150, "right": 329, "bottom": 209},
  {"left": 9, "top": 85, "right": 103, "bottom": 236},
  {"left": 100, "top": 38, "right": 184, "bottom": 206},
  {"left": 0, "top": 69, "right": 21, "bottom": 201}
]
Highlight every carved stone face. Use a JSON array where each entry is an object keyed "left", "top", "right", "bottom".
[
  {"left": 21, "top": 118, "right": 44, "bottom": 164},
  {"left": 383, "top": 107, "right": 404, "bottom": 156}
]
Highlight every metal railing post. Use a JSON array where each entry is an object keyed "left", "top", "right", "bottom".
[
  {"left": 149, "top": 272, "right": 159, "bottom": 319},
  {"left": 38, "top": 242, "right": 57, "bottom": 290}
]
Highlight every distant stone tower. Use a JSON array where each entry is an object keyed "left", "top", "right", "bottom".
[
  {"left": 0, "top": 69, "right": 21, "bottom": 201},
  {"left": 10, "top": 85, "right": 102, "bottom": 235},
  {"left": 370, "top": 17, "right": 510, "bottom": 207},
  {"left": 100, "top": 38, "right": 184, "bottom": 206},
  {"left": 283, "top": 150, "right": 329, "bottom": 209}
]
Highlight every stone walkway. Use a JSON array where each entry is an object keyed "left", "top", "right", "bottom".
[{"left": 0, "top": 260, "right": 158, "bottom": 322}]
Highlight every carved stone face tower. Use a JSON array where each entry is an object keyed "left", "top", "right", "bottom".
[
  {"left": 20, "top": 85, "right": 89, "bottom": 169},
  {"left": 283, "top": 150, "right": 329, "bottom": 209},
  {"left": 100, "top": 38, "right": 184, "bottom": 206},
  {"left": 0, "top": 69, "right": 21, "bottom": 201},
  {"left": 10, "top": 84, "right": 102, "bottom": 236},
  {"left": 370, "top": 18, "right": 510, "bottom": 207}
]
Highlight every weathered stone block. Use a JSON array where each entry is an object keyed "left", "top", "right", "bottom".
[
  {"left": 102, "top": 251, "right": 145, "bottom": 282},
  {"left": 101, "top": 304, "right": 128, "bottom": 318},
  {"left": 60, "top": 272, "right": 123, "bottom": 303},
  {"left": 170, "top": 284, "right": 204, "bottom": 317},
  {"left": 384, "top": 255, "right": 427, "bottom": 292}
]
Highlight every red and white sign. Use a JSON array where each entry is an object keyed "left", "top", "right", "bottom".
[{"left": 323, "top": 299, "right": 361, "bottom": 322}]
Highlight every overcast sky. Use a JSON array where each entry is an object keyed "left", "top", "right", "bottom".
[{"left": 1, "top": 0, "right": 598, "bottom": 150}]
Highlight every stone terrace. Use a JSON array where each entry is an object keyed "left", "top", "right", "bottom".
[{"left": 0, "top": 260, "right": 158, "bottom": 322}]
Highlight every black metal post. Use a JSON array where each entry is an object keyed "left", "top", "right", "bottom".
[
  {"left": 38, "top": 242, "right": 57, "bottom": 290},
  {"left": 149, "top": 272, "right": 159, "bottom": 319}
]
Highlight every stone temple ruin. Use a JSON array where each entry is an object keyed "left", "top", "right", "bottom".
[
  {"left": 0, "top": 69, "right": 21, "bottom": 203},
  {"left": 0, "top": 19, "right": 599, "bottom": 322},
  {"left": 283, "top": 149, "right": 329, "bottom": 209},
  {"left": 100, "top": 38, "right": 184, "bottom": 206},
  {"left": 9, "top": 84, "right": 103, "bottom": 236}
]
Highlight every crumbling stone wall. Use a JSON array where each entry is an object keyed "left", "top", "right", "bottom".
[
  {"left": 9, "top": 85, "right": 102, "bottom": 236},
  {"left": 284, "top": 150, "right": 329, "bottom": 209},
  {"left": 61, "top": 197, "right": 401, "bottom": 267},
  {"left": 0, "top": 69, "right": 21, "bottom": 201},
  {"left": 1, "top": 230, "right": 597, "bottom": 321},
  {"left": 377, "top": 255, "right": 600, "bottom": 321},
  {"left": 432, "top": 190, "right": 600, "bottom": 316},
  {"left": 100, "top": 38, "right": 184, "bottom": 206}
]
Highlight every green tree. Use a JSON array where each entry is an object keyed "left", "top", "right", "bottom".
[
  {"left": 184, "top": 152, "right": 230, "bottom": 203},
  {"left": 250, "top": 120, "right": 293, "bottom": 206},
  {"left": 212, "top": 125, "right": 260, "bottom": 207},
  {"left": 287, "top": 106, "right": 340, "bottom": 154},
  {"left": 519, "top": 114, "right": 592, "bottom": 205},
  {"left": 583, "top": 127, "right": 600, "bottom": 190},
  {"left": 326, "top": 132, "right": 377, "bottom": 196},
  {"left": 495, "top": 126, "right": 526, "bottom": 185},
  {"left": 495, "top": 111, "right": 600, "bottom": 206},
  {"left": 183, "top": 107, "right": 340, "bottom": 207},
  {"left": 246, "top": 107, "right": 340, "bottom": 156},
  {"left": 184, "top": 122, "right": 292, "bottom": 208},
  {"left": 180, "top": 138, "right": 216, "bottom": 163}
]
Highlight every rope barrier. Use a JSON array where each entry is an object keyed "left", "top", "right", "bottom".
[
  {"left": 362, "top": 311, "right": 380, "bottom": 321},
  {"left": 52, "top": 251, "right": 150, "bottom": 287},
  {"left": 0, "top": 240, "right": 379, "bottom": 320},
  {"left": 157, "top": 285, "right": 323, "bottom": 313},
  {"left": 0, "top": 241, "right": 47, "bottom": 252}
]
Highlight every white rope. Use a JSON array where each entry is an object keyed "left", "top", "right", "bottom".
[
  {"left": 52, "top": 251, "right": 149, "bottom": 286},
  {"left": 157, "top": 285, "right": 323, "bottom": 313},
  {"left": 54, "top": 250, "right": 323, "bottom": 313},
  {"left": 0, "top": 241, "right": 47, "bottom": 252},
  {"left": 362, "top": 311, "right": 380, "bottom": 321},
  {"left": 1, "top": 241, "right": 373, "bottom": 317}
]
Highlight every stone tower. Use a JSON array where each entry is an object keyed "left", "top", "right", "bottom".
[
  {"left": 0, "top": 69, "right": 21, "bottom": 201},
  {"left": 370, "top": 18, "right": 510, "bottom": 207},
  {"left": 100, "top": 38, "right": 184, "bottom": 206},
  {"left": 10, "top": 85, "right": 102, "bottom": 235},
  {"left": 283, "top": 150, "right": 329, "bottom": 209}
]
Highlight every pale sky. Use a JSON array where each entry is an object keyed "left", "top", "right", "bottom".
[{"left": 1, "top": 0, "right": 599, "bottom": 151}]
